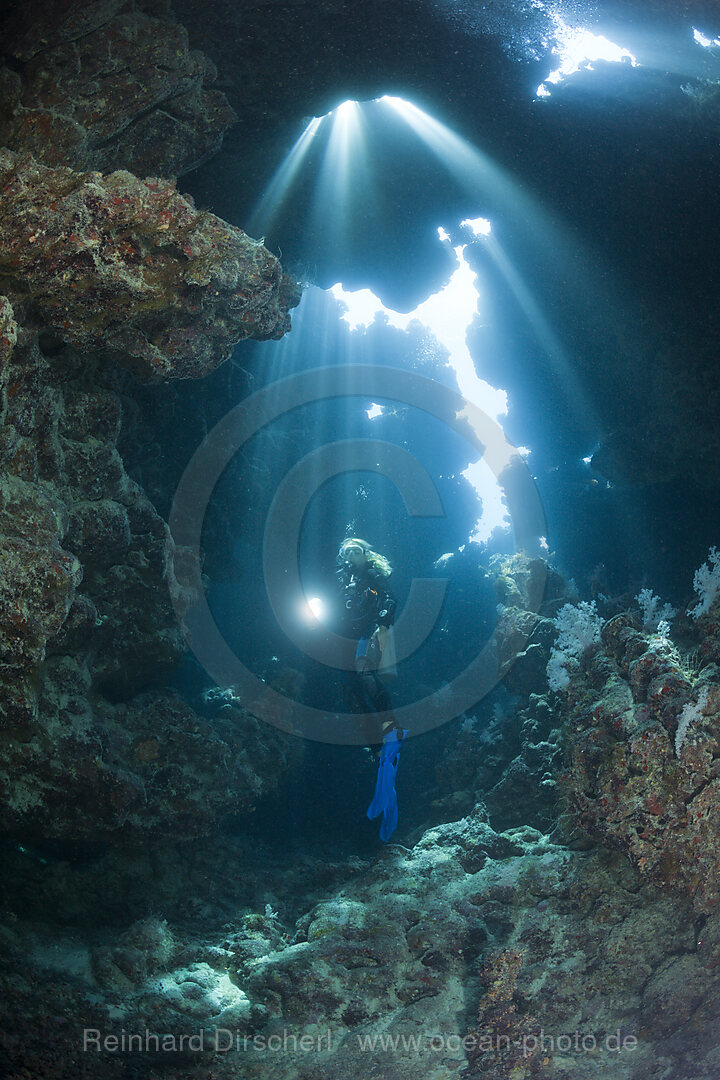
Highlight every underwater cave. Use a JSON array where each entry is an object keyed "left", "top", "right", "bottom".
[{"left": 1, "top": 0, "right": 720, "bottom": 1076}]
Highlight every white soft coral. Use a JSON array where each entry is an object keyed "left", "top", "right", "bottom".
[
  {"left": 636, "top": 588, "right": 677, "bottom": 631},
  {"left": 688, "top": 546, "right": 720, "bottom": 620},
  {"left": 675, "top": 687, "right": 711, "bottom": 756},
  {"left": 546, "top": 600, "right": 603, "bottom": 691}
]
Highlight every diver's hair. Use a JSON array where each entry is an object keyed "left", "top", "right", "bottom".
[{"left": 340, "top": 537, "right": 392, "bottom": 578}]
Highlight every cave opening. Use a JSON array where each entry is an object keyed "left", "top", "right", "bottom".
[{"left": 170, "top": 12, "right": 720, "bottom": 855}]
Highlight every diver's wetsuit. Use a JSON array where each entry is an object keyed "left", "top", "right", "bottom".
[{"left": 337, "top": 563, "right": 398, "bottom": 741}]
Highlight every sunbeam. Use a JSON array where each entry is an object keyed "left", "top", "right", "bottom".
[
  {"left": 248, "top": 115, "right": 324, "bottom": 236},
  {"left": 248, "top": 93, "right": 601, "bottom": 546}
]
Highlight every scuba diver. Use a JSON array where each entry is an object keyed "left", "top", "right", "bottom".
[{"left": 335, "top": 538, "right": 408, "bottom": 841}]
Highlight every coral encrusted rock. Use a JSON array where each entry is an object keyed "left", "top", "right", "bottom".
[
  {"left": 0, "top": 2, "right": 237, "bottom": 178},
  {"left": 0, "top": 689, "right": 291, "bottom": 841},
  {"left": 0, "top": 150, "right": 300, "bottom": 380},
  {"left": 560, "top": 611, "right": 720, "bottom": 914},
  {"left": 0, "top": 330, "right": 292, "bottom": 841},
  {"left": 0, "top": 295, "right": 17, "bottom": 427}
]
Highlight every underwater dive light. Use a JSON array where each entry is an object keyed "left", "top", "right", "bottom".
[{"left": 305, "top": 596, "right": 325, "bottom": 621}]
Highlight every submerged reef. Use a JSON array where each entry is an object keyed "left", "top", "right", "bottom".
[
  {"left": 559, "top": 604, "right": 720, "bottom": 916},
  {"left": 3, "top": 817, "right": 720, "bottom": 1079}
]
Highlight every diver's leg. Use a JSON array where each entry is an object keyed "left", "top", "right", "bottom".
[
  {"left": 355, "top": 638, "right": 404, "bottom": 744},
  {"left": 358, "top": 670, "right": 402, "bottom": 742},
  {"left": 342, "top": 658, "right": 364, "bottom": 712}
]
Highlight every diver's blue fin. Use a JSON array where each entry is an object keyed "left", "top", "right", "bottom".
[{"left": 367, "top": 728, "right": 408, "bottom": 841}]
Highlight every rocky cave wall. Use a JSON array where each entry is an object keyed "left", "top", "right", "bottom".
[{"left": 0, "top": 0, "right": 300, "bottom": 844}]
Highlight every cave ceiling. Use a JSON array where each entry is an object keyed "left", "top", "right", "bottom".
[
  {"left": 170, "top": 0, "right": 720, "bottom": 487},
  {"left": 173, "top": 0, "right": 720, "bottom": 312}
]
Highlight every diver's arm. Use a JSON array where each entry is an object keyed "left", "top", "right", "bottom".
[{"left": 377, "top": 586, "right": 396, "bottom": 627}]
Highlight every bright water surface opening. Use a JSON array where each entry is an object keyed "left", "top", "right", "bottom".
[{"left": 250, "top": 94, "right": 598, "bottom": 546}]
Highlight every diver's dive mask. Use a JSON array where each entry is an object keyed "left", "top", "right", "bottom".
[{"left": 338, "top": 542, "right": 364, "bottom": 567}]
